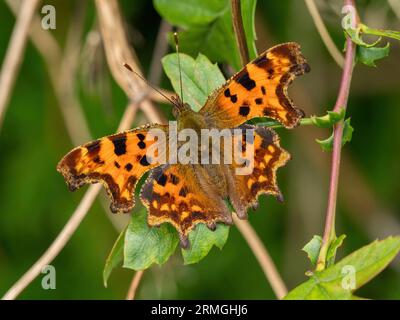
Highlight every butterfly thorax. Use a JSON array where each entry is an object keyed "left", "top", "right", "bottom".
[
  {"left": 175, "top": 107, "right": 229, "bottom": 197},
  {"left": 176, "top": 107, "right": 207, "bottom": 132}
]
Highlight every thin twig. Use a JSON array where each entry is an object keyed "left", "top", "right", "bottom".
[
  {"left": 305, "top": 0, "right": 345, "bottom": 68},
  {"left": 5, "top": 0, "right": 131, "bottom": 232},
  {"left": 148, "top": 20, "right": 172, "bottom": 85},
  {"left": 231, "top": 0, "right": 250, "bottom": 65},
  {"left": 1, "top": 98, "right": 140, "bottom": 300},
  {"left": 95, "top": 0, "right": 166, "bottom": 125},
  {"left": 230, "top": 0, "right": 288, "bottom": 299},
  {"left": 126, "top": 271, "right": 144, "bottom": 300},
  {"left": 57, "top": 0, "right": 92, "bottom": 145},
  {"left": 0, "top": 0, "right": 41, "bottom": 130},
  {"left": 2, "top": 184, "right": 101, "bottom": 300},
  {"left": 3, "top": 0, "right": 160, "bottom": 299},
  {"left": 316, "top": 0, "right": 357, "bottom": 271},
  {"left": 233, "top": 216, "right": 288, "bottom": 299},
  {"left": 5, "top": 0, "right": 91, "bottom": 146},
  {"left": 388, "top": 0, "right": 400, "bottom": 21},
  {"left": 147, "top": 19, "right": 174, "bottom": 105}
]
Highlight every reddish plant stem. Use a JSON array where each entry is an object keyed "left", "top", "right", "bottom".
[{"left": 316, "top": 0, "right": 357, "bottom": 271}]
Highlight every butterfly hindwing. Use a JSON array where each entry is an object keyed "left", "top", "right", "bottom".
[
  {"left": 200, "top": 42, "right": 310, "bottom": 128},
  {"left": 57, "top": 124, "right": 168, "bottom": 213},
  {"left": 140, "top": 164, "right": 232, "bottom": 247},
  {"left": 226, "top": 125, "right": 290, "bottom": 218}
]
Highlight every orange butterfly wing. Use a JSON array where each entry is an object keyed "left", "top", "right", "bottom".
[
  {"left": 200, "top": 42, "right": 310, "bottom": 128},
  {"left": 57, "top": 124, "right": 168, "bottom": 213},
  {"left": 226, "top": 125, "right": 290, "bottom": 219},
  {"left": 140, "top": 164, "right": 232, "bottom": 247}
]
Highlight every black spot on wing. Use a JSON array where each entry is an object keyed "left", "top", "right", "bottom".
[
  {"left": 136, "top": 133, "right": 145, "bottom": 141},
  {"left": 267, "top": 68, "right": 274, "bottom": 79},
  {"left": 139, "top": 155, "right": 150, "bottom": 166},
  {"left": 255, "top": 98, "right": 263, "bottom": 105},
  {"left": 138, "top": 141, "right": 146, "bottom": 149},
  {"left": 261, "top": 86, "right": 266, "bottom": 95},
  {"left": 236, "top": 70, "right": 256, "bottom": 91},
  {"left": 224, "top": 87, "right": 237, "bottom": 103},
  {"left": 93, "top": 155, "right": 104, "bottom": 164},
  {"left": 239, "top": 105, "right": 250, "bottom": 116},
  {"left": 170, "top": 174, "right": 180, "bottom": 185},
  {"left": 114, "top": 161, "right": 121, "bottom": 168},
  {"left": 179, "top": 187, "right": 188, "bottom": 197},
  {"left": 157, "top": 173, "right": 167, "bottom": 186},
  {"left": 125, "top": 163, "right": 133, "bottom": 172},
  {"left": 110, "top": 133, "right": 127, "bottom": 156}
]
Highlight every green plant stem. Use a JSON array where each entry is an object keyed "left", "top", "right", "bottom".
[
  {"left": 256, "top": 117, "right": 314, "bottom": 129},
  {"left": 315, "top": 0, "right": 357, "bottom": 272}
]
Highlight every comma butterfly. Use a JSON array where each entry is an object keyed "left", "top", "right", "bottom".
[{"left": 57, "top": 43, "right": 310, "bottom": 247}]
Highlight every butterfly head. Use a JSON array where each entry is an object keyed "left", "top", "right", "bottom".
[
  {"left": 171, "top": 95, "right": 192, "bottom": 118},
  {"left": 170, "top": 95, "right": 206, "bottom": 131}
]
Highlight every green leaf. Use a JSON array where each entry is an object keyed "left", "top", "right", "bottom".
[
  {"left": 342, "top": 118, "right": 354, "bottom": 146},
  {"left": 310, "top": 109, "right": 345, "bottom": 128},
  {"left": 357, "top": 43, "right": 390, "bottom": 67},
  {"left": 316, "top": 117, "right": 354, "bottom": 152},
  {"left": 344, "top": 23, "right": 400, "bottom": 50},
  {"left": 302, "top": 235, "right": 322, "bottom": 267},
  {"left": 194, "top": 54, "right": 226, "bottom": 99},
  {"left": 182, "top": 223, "right": 229, "bottom": 265},
  {"left": 316, "top": 133, "right": 334, "bottom": 152},
  {"left": 361, "top": 24, "right": 400, "bottom": 42},
  {"left": 344, "top": 27, "right": 381, "bottom": 47},
  {"left": 326, "top": 234, "right": 346, "bottom": 267},
  {"left": 285, "top": 236, "right": 400, "bottom": 300},
  {"left": 162, "top": 53, "right": 225, "bottom": 110},
  {"left": 103, "top": 226, "right": 126, "bottom": 287},
  {"left": 154, "top": 0, "right": 227, "bottom": 28},
  {"left": 155, "top": 0, "right": 257, "bottom": 70},
  {"left": 123, "top": 208, "right": 179, "bottom": 271}
]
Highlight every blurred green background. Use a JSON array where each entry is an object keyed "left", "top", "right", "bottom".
[{"left": 0, "top": 0, "right": 399, "bottom": 299}]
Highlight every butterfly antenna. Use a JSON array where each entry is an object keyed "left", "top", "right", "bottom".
[
  {"left": 123, "top": 63, "right": 176, "bottom": 106},
  {"left": 173, "top": 32, "right": 184, "bottom": 105}
]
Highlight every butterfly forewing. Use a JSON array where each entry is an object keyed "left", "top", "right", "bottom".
[
  {"left": 57, "top": 124, "right": 168, "bottom": 213},
  {"left": 200, "top": 42, "right": 310, "bottom": 128}
]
